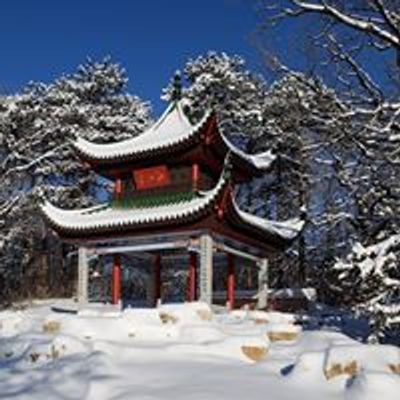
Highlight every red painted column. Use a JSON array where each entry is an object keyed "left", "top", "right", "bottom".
[
  {"left": 227, "top": 254, "right": 235, "bottom": 310},
  {"left": 187, "top": 253, "right": 197, "bottom": 302},
  {"left": 154, "top": 255, "right": 161, "bottom": 306},
  {"left": 111, "top": 255, "right": 122, "bottom": 305},
  {"left": 114, "top": 178, "right": 122, "bottom": 200},
  {"left": 192, "top": 163, "right": 199, "bottom": 192}
]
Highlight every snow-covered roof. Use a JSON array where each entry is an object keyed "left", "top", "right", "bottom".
[
  {"left": 232, "top": 199, "right": 304, "bottom": 241},
  {"left": 42, "top": 189, "right": 301, "bottom": 246},
  {"left": 74, "top": 100, "right": 275, "bottom": 171},
  {"left": 42, "top": 142, "right": 297, "bottom": 243},
  {"left": 41, "top": 174, "right": 227, "bottom": 233},
  {"left": 222, "top": 134, "right": 276, "bottom": 170},
  {"left": 74, "top": 101, "right": 211, "bottom": 161}
]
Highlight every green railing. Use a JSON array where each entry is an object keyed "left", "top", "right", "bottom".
[{"left": 111, "top": 191, "right": 196, "bottom": 209}]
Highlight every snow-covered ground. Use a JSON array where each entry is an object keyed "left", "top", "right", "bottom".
[{"left": 1, "top": 300, "right": 399, "bottom": 400}]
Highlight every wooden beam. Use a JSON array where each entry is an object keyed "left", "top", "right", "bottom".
[
  {"left": 214, "top": 241, "right": 261, "bottom": 262},
  {"left": 93, "top": 240, "right": 189, "bottom": 255}
]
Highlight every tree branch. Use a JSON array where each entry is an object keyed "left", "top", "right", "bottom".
[
  {"left": 289, "top": 0, "right": 400, "bottom": 48},
  {"left": 372, "top": 0, "right": 400, "bottom": 36}
]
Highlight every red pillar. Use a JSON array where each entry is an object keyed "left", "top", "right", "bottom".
[
  {"left": 227, "top": 254, "right": 235, "bottom": 310},
  {"left": 154, "top": 255, "right": 161, "bottom": 306},
  {"left": 192, "top": 163, "right": 199, "bottom": 192},
  {"left": 111, "top": 255, "right": 122, "bottom": 305},
  {"left": 114, "top": 178, "right": 122, "bottom": 199},
  {"left": 187, "top": 253, "right": 197, "bottom": 302}
]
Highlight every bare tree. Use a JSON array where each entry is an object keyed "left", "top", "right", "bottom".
[
  {"left": 262, "top": 0, "right": 399, "bottom": 143},
  {"left": 258, "top": 0, "right": 400, "bottom": 239},
  {"left": 258, "top": 0, "right": 400, "bottom": 341}
]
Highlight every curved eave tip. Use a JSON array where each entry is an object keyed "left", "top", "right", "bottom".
[
  {"left": 250, "top": 151, "right": 277, "bottom": 171},
  {"left": 73, "top": 136, "right": 91, "bottom": 155},
  {"left": 282, "top": 219, "right": 306, "bottom": 242},
  {"left": 39, "top": 200, "right": 57, "bottom": 219}
]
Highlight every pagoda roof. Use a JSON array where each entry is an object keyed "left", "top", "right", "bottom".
[
  {"left": 230, "top": 199, "right": 304, "bottom": 242},
  {"left": 221, "top": 136, "right": 275, "bottom": 171},
  {"left": 41, "top": 169, "right": 303, "bottom": 247},
  {"left": 74, "top": 100, "right": 275, "bottom": 171},
  {"left": 42, "top": 173, "right": 227, "bottom": 235},
  {"left": 75, "top": 101, "right": 206, "bottom": 162}
]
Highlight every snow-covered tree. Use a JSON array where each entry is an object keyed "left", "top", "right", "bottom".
[
  {"left": 260, "top": 1, "right": 400, "bottom": 238},
  {"left": 165, "top": 52, "right": 357, "bottom": 289},
  {"left": 0, "top": 58, "right": 151, "bottom": 207},
  {"left": 331, "top": 235, "right": 400, "bottom": 342},
  {"left": 254, "top": 71, "right": 359, "bottom": 287},
  {"left": 259, "top": 0, "right": 400, "bottom": 340},
  {"left": 0, "top": 58, "right": 151, "bottom": 303},
  {"left": 163, "top": 52, "right": 267, "bottom": 140},
  {"left": 163, "top": 53, "right": 272, "bottom": 290}
]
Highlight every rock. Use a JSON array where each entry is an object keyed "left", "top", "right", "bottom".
[
  {"left": 159, "top": 312, "right": 178, "bottom": 324},
  {"left": 29, "top": 352, "right": 41, "bottom": 363},
  {"left": 268, "top": 331, "right": 299, "bottom": 342},
  {"left": 43, "top": 320, "right": 61, "bottom": 334},
  {"left": 196, "top": 309, "right": 213, "bottom": 321},
  {"left": 241, "top": 346, "right": 268, "bottom": 362},
  {"left": 324, "top": 361, "right": 358, "bottom": 380},
  {"left": 254, "top": 318, "right": 269, "bottom": 325},
  {"left": 388, "top": 364, "right": 400, "bottom": 374}
]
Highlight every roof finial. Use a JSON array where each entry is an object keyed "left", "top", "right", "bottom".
[{"left": 172, "top": 70, "right": 182, "bottom": 102}]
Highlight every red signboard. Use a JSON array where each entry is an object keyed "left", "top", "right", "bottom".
[{"left": 133, "top": 165, "right": 171, "bottom": 190}]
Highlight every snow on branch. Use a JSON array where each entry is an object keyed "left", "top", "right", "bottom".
[
  {"left": 372, "top": 0, "right": 400, "bottom": 37},
  {"left": 0, "top": 196, "right": 20, "bottom": 219},
  {"left": 325, "top": 33, "right": 384, "bottom": 103},
  {"left": 288, "top": 1, "right": 400, "bottom": 48}
]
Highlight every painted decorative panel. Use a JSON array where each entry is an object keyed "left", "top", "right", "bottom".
[{"left": 133, "top": 165, "right": 171, "bottom": 190}]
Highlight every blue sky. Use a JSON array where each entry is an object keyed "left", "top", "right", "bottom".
[{"left": 0, "top": 0, "right": 262, "bottom": 113}]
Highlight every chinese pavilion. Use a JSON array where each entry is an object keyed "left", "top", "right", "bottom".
[{"left": 41, "top": 81, "right": 303, "bottom": 309}]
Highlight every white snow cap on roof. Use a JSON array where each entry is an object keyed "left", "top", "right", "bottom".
[
  {"left": 41, "top": 174, "right": 227, "bottom": 232},
  {"left": 42, "top": 173, "right": 300, "bottom": 242},
  {"left": 74, "top": 99, "right": 275, "bottom": 170},
  {"left": 74, "top": 101, "right": 211, "bottom": 160},
  {"left": 232, "top": 199, "right": 304, "bottom": 241},
  {"left": 222, "top": 134, "right": 276, "bottom": 170}
]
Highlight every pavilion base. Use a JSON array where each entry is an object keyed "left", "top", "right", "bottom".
[{"left": 76, "top": 230, "right": 269, "bottom": 309}]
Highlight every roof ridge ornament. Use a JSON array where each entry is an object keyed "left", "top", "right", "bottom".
[{"left": 171, "top": 71, "right": 182, "bottom": 102}]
